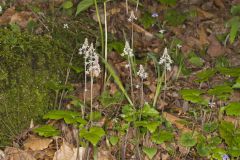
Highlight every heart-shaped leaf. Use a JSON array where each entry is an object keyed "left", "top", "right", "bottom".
[{"left": 143, "top": 147, "right": 157, "bottom": 159}]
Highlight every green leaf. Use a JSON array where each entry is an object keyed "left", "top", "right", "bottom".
[
  {"left": 142, "top": 103, "right": 159, "bottom": 117},
  {"left": 179, "top": 132, "right": 197, "bottom": 147},
  {"left": 109, "top": 136, "right": 119, "bottom": 146},
  {"left": 79, "top": 127, "right": 105, "bottom": 146},
  {"left": 76, "top": 0, "right": 95, "bottom": 16},
  {"left": 164, "top": 9, "right": 186, "bottom": 26},
  {"left": 207, "top": 85, "right": 233, "bottom": 100},
  {"left": 219, "top": 121, "right": 235, "bottom": 146},
  {"left": 151, "top": 130, "right": 174, "bottom": 144},
  {"left": 228, "top": 146, "right": 240, "bottom": 157},
  {"left": 228, "top": 17, "right": 240, "bottom": 44},
  {"left": 189, "top": 56, "right": 204, "bottom": 67},
  {"left": 43, "top": 110, "right": 87, "bottom": 125},
  {"left": 233, "top": 77, "right": 240, "bottom": 89},
  {"left": 88, "top": 111, "right": 102, "bottom": 121},
  {"left": 203, "top": 122, "right": 218, "bottom": 133},
  {"left": 231, "top": 5, "right": 240, "bottom": 16},
  {"left": 195, "top": 69, "right": 216, "bottom": 83},
  {"left": 180, "top": 89, "right": 208, "bottom": 105},
  {"left": 33, "top": 125, "right": 60, "bottom": 137},
  {"left": 211, "top": 148, "right": 227, "bottom": 160},
  {"left": 196, "top": 142, "right": 210, "bottom": 157},
  {"left": 100, "top": 90, "right": 124, "bottom": 108},
  {"left": 135, "top": 121, "right": 160, "bottom": 133},
  {"left": 225, "top": 102, "right": 240, "bottom": 116},
  {"left": 62, "top": 1, "right": 73, "bottom": 9},
  {"left": 108, "top": 41, "right": 124, "bottom": 54},
  {"left": 143, "top": 147, "right": 157, "bottom": 159},
  {"left": 139, "top": 12, "right": 156, "bottom": 29},
  {"left": 218, "top": 67, "right": 240, "bottom": 77},
  {"left": 121, "top": 105, "right": 136, "bottom": 122}
]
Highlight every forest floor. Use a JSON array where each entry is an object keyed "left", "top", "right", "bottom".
[{"left": 0, "top": 0, "right": 240, "bottom": 160}]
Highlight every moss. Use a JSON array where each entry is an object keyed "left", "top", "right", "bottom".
[{"left": 0, "top": 28, "right": 73, "bottom": 146}]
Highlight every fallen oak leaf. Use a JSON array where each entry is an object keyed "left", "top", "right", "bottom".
[
  {"left": 4, "top": 147, "right": 36, "bottom": 160},
  {"left": 23, "top": 135, "right": 53, "bottom": 151}
]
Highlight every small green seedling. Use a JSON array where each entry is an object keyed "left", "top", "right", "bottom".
[{"left": 143, "top": 147, "right": 158, "bottom": 159}]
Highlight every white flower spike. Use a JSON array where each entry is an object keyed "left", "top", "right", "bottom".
[
  {"left": 137, "top": 65, "right": 148, "bottom": 80},
  {"left": 159, "top": 48, "right": 173, "bottom": 71},
  {"left": 128, "top": 10, "right": 137, "bottom": 22},
  {"left": 79, "top": 38, "right": 89, "bottom": 57},
  {"left": 86, "top": 43, "right": 101, "bottom": 77},
  {"left": 122, "top": 41, "right": 134, "bottom": 57},
  {"left": 63, "top": 23, "right": 69, "bottom": 29}
]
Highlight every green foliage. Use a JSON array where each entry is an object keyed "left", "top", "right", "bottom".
[
  {"left": 219, "top": 121, "right": 240, "bottom": 156},
  {"left": 189, "top": 56, "right": 204, "bottom": 67},
  {"left": 121, "top": 105, "right": 136, "bottom": 122},
  {"left": 164, "top": 10, "right": 187, "bottom": 26},
  {"left": 143, "top": 147, "right": 157, "bottom": 159},
  {"left": 108, "top": 41, "right": 124, "bottom": 54},
  {"left": 228, "top": 16, "right": 240, "bottom": 44},
  {"left": 33, "top": 125, "right": 60, "bottom": 137},
  {"left": 139, "top": 12, "right": 156, "bottom": 29},
  {"left": 233, "top": 77, "right": 240, "bottom": 89},
  {"left": 158, "top": 0, "right": 177, "bottom": 6},
  {"left": 179, "top": 132, "right": 197, "bottom": 147},
  {"left": 203, "top": 122, "right": 218, "bottom": 133},
  {"left": 109, "top": 136, "right": 119, "bottom": 146},
  {"left": 151, "top": 130, "right": 174, "bottom": 144},
  {"left": 100, "top": 90, "right": 124, "bottom": 108},
  {"left": 76, "top": 0, "right": 95, "bottom": 16},
  {"left": 79, "top": 127, "right": 105, "bottom": 146},
  {"left": 207, "top": 85, "right": 233, "bottom": 100},
  {"left": 196, "top": 142, "right": 210, "bottom": 157},
  {"left": 43, "top": 110, "right": 87, "bottom": 125},
  {"left": 180, "top": 89, "right": 208, "bottom": 105},
  {"left": 135, "top": 121, "right": 161, "bottom": 133},
  {"left": 0, "top": 28, "right": 72, "bottom": 146},
  {"left": 62, "top": 1, "right": 73, "bottom": 9},
  {"left": 225, "top": 102, "right": 240, "bottom": 116},
  {"left": 195, "top": 69, "right": 216, "bottom": 83},
  {"left": 218, "top": 67, "right": 240, "bottom": 77},
  {"left": 231, "top": 5, "right": 240, "bottom": 16}
]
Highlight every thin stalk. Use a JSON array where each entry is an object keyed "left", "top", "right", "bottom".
[
  {"left": 104, "top": 1, "right": 108, "bottom": 91},
  {"left": 58, "top": 53, "right": 74, "bottom": 109},
  {"left": 90, "top": 74, "right": 93, "bottom": 125},
  {"left": 163, "top": 66, "right": 167, "bottom": 100},
  {"left": 83, "top": 57, "right": 87, "bottom": 118},
  {"left": 135, "top": 0, "right": 139, "bottom": 11},
  {"left": 128, "top": 56, "right": 134, "bottom": 101},
  {"left": 125, "top": 0, "right": 129, "bottom": 14},
  {"left": 76, "top": 127, "right": 80, "bottom": 160},
  {"left": 54, "top": 90, "right": 59, "bottom": 110},
  {"left": 153, "top": 70, "right": 165, "bottom": 107},
  {"left": 94, "top": 0, "right": 105, "bottom": 90},
  {"left": 93, "top": 146, "right": 98, "bottom": 160}
]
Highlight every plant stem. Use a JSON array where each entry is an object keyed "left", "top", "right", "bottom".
[
  {"left": 125, "top": 0, "right": 128, "bottom": 14},
  {"left": 90, "top": 74, "right": 93, "bottom": 125},
  {"left": 153, "top": 69, "right": 165, "bottom": 107},
  {"left": 128, "top": 56, "right": 134, "bottom": 101},
  {"left": 104, "top": 1, "right": 108, "bottom": 91}
]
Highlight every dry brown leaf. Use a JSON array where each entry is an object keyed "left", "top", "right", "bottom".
[
  {"left": 214, "top": 0, "right": 225, "bottom": 9},
  {"left": 162, "top": 112, "right": 191, "bottom": 133},
  {"left": 53, "top": 141, "right": 85, "bottom": 160},
  {"left": 132, "top": 23, "right": 154, "bottom": 40},
  {"left": 4, "top": 147, "right": 36, "bottom": 160},
  {"left": 196, "top": 7, "right": 214, "bottom": 19},
  {"left": 198, "top": 27, "right": 209, "bottom": 47},
  {"left": 10, "top": 11, "right": 35, "bottom": 28},
  {"left": 207, "top": 34, "right": 225, "bottom": 57},
  {"left": 23, "top": 135, "right": 53, "bottom": 151},
  {"left": 98, "top": 149, "right": 116, "bottom": 160},
  {"left": 0, "top": 7, "right": 16, "bottom": 25}
]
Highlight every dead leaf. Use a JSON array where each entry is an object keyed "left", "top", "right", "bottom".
[
  {"left": 207, "top": 34, "right": 225, "bottom": 57},
  {"left": 10, "top": 11, "right": 35, "bottom": 28},
  {"left": 214, "top": 0, "right": 225, "bottom": 9},
  {"left": 132, "top": 23, "right": 154, "bottom": 40},
  {"left": 4, "top": 147, "right": 36, "bottom": 160},
  {"left": 196, "top": 7, "right": 214, "bottom": 19},
  {"left": 0, "top": 7, "right": 16, "bottom": 25},
  {"left": 163, "top": 112, "right": 191, "bottom": 133},
  {"left": 23, "top": 135, "right": 53, "bottom": 151},
  {"left": 0, "top": 149, "right": 5, "bottom": 160},
  {"left": 98, "top": 149, "right": 116, "bottom": 160},
  {"left": 53, "top": 141, "right": 85, "bottom": 160},
  {"left": 197, "top": 27, "right": 209, "bottom": 47}
]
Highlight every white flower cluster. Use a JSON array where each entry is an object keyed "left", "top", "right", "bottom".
[
  {"left": 79, "top": 38, "right": 101, "bottom": 77},
  {"left": 63, "top": 23, "right": 69, "bottom": 29},
  {"left": 121, "top": 41, "right": 134, "bottom": 57},
  {"left": 137, "top": 65, "right": 148, "bottom": 79},
  {"left": 159, "top": 48, "right": 173, "bottom": 71},
  {"left": 128, "top": 10, "right": 137, "bottom": 22},
  {"left": 0, "top": 6, "right": 2, "bottom": 13}
]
